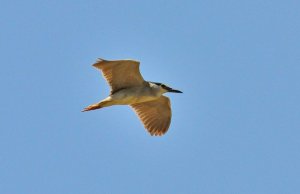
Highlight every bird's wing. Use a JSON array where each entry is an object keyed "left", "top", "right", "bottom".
[
  {"left": 131, "top": 96, "right": 172, "bottom": 136},
  {"left": 93, "top": 58, "right": 147, "bottom": 94}
]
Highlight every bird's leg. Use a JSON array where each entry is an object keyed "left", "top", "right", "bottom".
[
  {"left": 81, "top": 98, "right": 113, "bottom": 112},
  {"left": 81, "top": 103, "right": 103, "bottom": 112}
]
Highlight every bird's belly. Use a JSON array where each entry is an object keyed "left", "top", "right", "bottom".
[{"left": 110, "top": 88, "right": 159, "bottom": 105}]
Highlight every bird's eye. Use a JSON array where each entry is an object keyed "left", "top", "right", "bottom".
[{"left": 161, "top": 85, "right": 170, "bottom": 90}]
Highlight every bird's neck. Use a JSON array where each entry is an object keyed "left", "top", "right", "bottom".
[{"left": 149, "top": 84, "right": 166, "bottom": 96}]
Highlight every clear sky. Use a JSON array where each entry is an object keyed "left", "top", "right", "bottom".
[{"left": 1, "top": 0, "right": 299, "bottom": 193}]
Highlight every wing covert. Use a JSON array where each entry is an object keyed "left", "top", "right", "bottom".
[{"left": 93, "top": 58, "right": 147, "bottom": 94}]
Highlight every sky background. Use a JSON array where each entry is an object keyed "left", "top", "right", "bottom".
[{"left": 1, "top": 0, "right": 300, "bottom": 193}]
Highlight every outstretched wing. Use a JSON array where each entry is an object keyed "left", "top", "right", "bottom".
[
  {"left": 131, "top": 96, "right": 172, "bottom": 136},
  {"left": 93, "top": 58, "right": 147, "bottom": 94}
]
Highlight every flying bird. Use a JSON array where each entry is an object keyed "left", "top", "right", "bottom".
[{"left": 82, "top": 58, "right": 182, "bottom": 136}]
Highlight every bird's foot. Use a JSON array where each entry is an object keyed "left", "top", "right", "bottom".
[{"left": 81, "top": 104, "right": 102, "bottom": 112}]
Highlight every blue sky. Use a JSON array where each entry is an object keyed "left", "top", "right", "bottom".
[{"left": 1, "top": 0, "right": 300, "bottom": 193}]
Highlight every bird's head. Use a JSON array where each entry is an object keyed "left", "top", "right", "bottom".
[{"left": 151, "top": 82, "right": 183, "bottom": 94}]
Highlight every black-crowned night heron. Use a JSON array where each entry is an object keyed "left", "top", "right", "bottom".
[{"left": 82, "top": 58, "right": 182, "bottom": 136}]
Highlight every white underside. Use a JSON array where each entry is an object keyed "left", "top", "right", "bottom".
[{"left": 100, "top": 86, "right": 164, "bottom": 107}]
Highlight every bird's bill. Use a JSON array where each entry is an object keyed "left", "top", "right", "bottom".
[{"left": 169, "top": 89, "right": 183, "bottom": 93}]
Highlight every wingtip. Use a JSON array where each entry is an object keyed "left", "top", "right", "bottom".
[
  {"left": 92, "top": 58, "right": 106, "bottom": 68},
  {"left": 97, "top": 58, "right": 106, "bottom": 62},
  {"left": 149, "top": 130, "right": 165, "bottom": 136},
  {"left": 92, "top": 58, "right": 140, "bottom": 65}
]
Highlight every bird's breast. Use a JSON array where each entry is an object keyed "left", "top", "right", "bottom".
[{"left": 110, "top": 87, "right": 160, "bottom": 105}]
